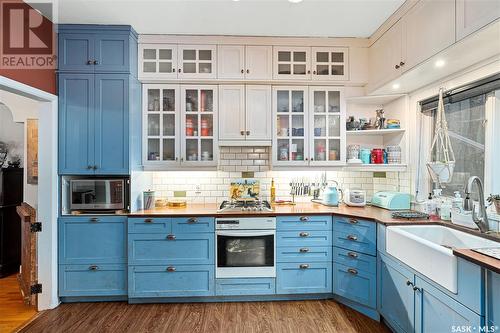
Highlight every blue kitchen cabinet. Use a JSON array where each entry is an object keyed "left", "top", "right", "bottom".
[
  {"left": 487, "top": 270, "right": 499, "bottom": 328},
  {"left": 58, "top": 25, "right": 137, "bottom": 75},
  {"left": 277, "top": 215, "right": 332, "bottom": 230},
  {"left": 277, "top": 230, "right": 332, "bottom": 247},
  {"left": 59, "top": 264, "right": 127, "bottom": 297},
  {"left": 415, "top": 276, "right": 482, "bottom": 333},
  {"left": 216, "top": 278, "right": 276, "bottom": 296},
  {"left": 332, "top": 217, "right": 377, "bottom": 256},
  {"left": 378, "top": 254, "right": 415, "bottom": 333},
  {"left": 333, "top": 262, "right": 376, "bottom": 308},
  {"left": 277, "top": 246, "right": 332, "bottom": 263},
  {"left": 276, "top": 262, "right": 332, "bottom": 294}
]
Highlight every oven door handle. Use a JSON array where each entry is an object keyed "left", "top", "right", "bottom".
[{"left": 216, "top": 231, "right": 275, "bottom": 237}]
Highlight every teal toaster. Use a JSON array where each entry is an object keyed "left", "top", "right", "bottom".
[{"left": 371, "top": 191, "right": 411, "bottom": 210}]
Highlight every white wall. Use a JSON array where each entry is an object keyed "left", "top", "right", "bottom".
[{"left": 0, "top": 104, "right": 24, "bottom": 164}]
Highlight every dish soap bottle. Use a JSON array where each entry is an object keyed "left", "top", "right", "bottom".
[
  {"left": 270, "top": 178, "right": 276, "bottom": 204},
  {"left": 452, "top": 191, "right": 463, "bottom": 213},
  {"left": 424, "top": 193, "right": 437, "bottom": 219},
  {"left": 440, "top": 199, "right": 452, "bottom": 221}
]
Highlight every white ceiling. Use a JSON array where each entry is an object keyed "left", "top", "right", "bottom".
[{"left": 55, "top": 0, "right": 405, "bottom": 38}]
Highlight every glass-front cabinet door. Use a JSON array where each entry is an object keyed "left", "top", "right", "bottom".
[
  {"left": 178, "top": 45, "right": 217, "bottom": 79},
  {"left": 311, "top": 47, "right": 349, "bottom": 81},
  {"left": 139, "top": 44, "right": 178, "bottom": 80},
  {"left": 309, "top": 87, "right": 345, "bottom": 165},
  {"left": 273, "top": 87, "right": 309, "bottom": 166},
  {"left": 143, "top": 84, "right": 180, "bottom": 167},
  {"left": 181, "top": 85, "right": 218, "bottom": 166},
  {"left": 273, "top": 47, "right": 311, "bottom": 80}
]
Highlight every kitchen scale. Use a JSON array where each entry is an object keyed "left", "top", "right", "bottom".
[{"left": 473, "top": 248, "right": 500, "bottom": 260}]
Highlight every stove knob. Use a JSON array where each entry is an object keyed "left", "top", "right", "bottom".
[{"left": 252, "top": 207, "right": 257, "bottom": 211}]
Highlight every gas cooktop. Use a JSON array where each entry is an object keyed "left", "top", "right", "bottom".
[{"left": 218, "top": 199, "right": 273, "bottom": 212}]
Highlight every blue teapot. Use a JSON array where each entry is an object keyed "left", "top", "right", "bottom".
[{"left": 322, "top": 181, "right": 343, "bottom": 206}]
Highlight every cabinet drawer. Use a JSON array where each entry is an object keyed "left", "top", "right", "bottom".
[
  {"left": 277, "top": 215, "right": 332, "bottom": 231},
  {"left": 216, "top": 278, "right": 275, "bottom": 296},
  {"left": 128, "top": 217, "right": 171, "bottom": 234},
  {"left": 333, "top": 247, "right": 376, "bottom": 274},
  {"left": 276, "top": 262, "right": 332, "bottom": 294},
  {"left": 277, "top": 230, "right": 332, "bottom": 247},
  {"left": 172, "top": 217, "right": 214, "bottom": 233},
  {"left": 333, "top": 262, "right": 376, "bottom": 308},
  {"left": 59, "top": 264, "right": 127, "bottom": 296},
  {"left": 128, "top": 233, "right": 214, "bottom": 265},
  {"left": 333, "top": 230, "right": 376, "bottom": 256},
  {"left": 128, "top": 265, "right": 214, "bottom": 298},
  {"left": 277, "top": 246, "right": 332, "bottom": 263},
  {"left": 58, "top": 217, "right": 126, "bottom": 264},
  {"left": 333, "top": 217, "right": 376, "bottom": 236}
]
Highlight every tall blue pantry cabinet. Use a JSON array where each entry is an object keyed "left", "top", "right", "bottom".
[{"left": 57, "top": 25, "right": 140, "bottom": 301}]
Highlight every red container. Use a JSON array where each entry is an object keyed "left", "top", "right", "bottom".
[{"left": 371, "top": 149, "right": 384, "bottom": 164}]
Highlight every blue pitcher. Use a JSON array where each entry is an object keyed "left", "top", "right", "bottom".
[{"left": 322, "top": 181, "right": 343, "bottom": 206}]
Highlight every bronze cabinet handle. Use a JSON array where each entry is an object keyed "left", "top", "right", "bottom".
[
  {"left": 299, "top": 264, "right": 309, "bottom": 269},
  {"left": 172, "top": 68, "right": 176, "bottom": 72},
  {"left": 241, "top": 69, "right": 244, "bottom": 73},
  {"left": 87, "top": 165, "right": 93, "bottom": 170},
  {"left": 87, "top": 60, "right": 93, "bottom": 65},
  {"left": 406, "top": 280, "right": 414, "bottom": 287},
  {"left": 313, "top": 70, "right": 316, "bottom": 75},
  {"left": 400, "top": 61, "right": 405, "bottom": 66},
  {"left": 246, "top": 69, "right": 249, "bottom": 74},
  {"left": 93, "top": 165, "right": 98, "bottom": 170},
  {"left": 299, "top": 216, "right": 309, "bottom": 222},
  {"left": 166, "top": 234, "right": 176, "bottom": 240},
  {"left": 144, "top": 218, "right": 153, "bottom": 223},
  {"left": 187, "top": 217, "right": 197, "bottom": 224},
  {"left": 347, "top": 251, "right": 358, "bottom": 258},
  {"left": 307, "top": 70, "right": 311, "bottom": 74},
  {"left": 178, "top": 68, "right": 182, "bottom": 73},
  {"left": 347, "top": 234, "right": 358, "bottom": 241},
  {"left": 246, "top": 130, "right": 250, "bottom": 135},
  {"left": 347, "top": 268, "right": 358, "bottom": 275},
  {"left": 166, "top": 266, "right": 176, "bottom": 272},
  {"left": 89, "top": 265, "right": 98, "bottom": 271},
  {"left": 240, "top": 130, "right": 245, "bottom": 136},
  {"left": 413, "top": 286, "right": 421, "bottom": 292},
  {"left": 348, "top": 218, "right": 358, "bottom": 224},
  {"left": 90, "top": 217, "right": 99, "bottom": 223},
  {"left": 395, "top": 64, "right": 400, "bottom": 69},
  {"left": 299, "top": 248, "right": 310, "bottom": 253},
  {"left": 299, "top": 232, "right": 309, "bottom": 237}
]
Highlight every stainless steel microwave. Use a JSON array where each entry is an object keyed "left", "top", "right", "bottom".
[{"left": 70, "top": 179, "right": 126, "bottom": 211}]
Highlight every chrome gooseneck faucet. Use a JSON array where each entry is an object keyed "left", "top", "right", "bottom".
[{"left": 464, "top": 176, "right": 490, "bottom": 233}]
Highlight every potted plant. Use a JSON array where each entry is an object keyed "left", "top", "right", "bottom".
[{"left": 487, "top": 194, "right": 500, "bottom": 214}]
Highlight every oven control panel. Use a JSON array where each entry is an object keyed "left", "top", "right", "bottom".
[{"left": 215, "top": 217, "right": 276, "bottom": 230}]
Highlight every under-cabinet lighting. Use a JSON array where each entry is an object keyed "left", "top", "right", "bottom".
[
  {"left": 392, "top": 83, "right": 400, "bottom": 90},
  {"left": 435, "top": 59, "right": 446, "bottom": 68},
  {"left": 289, "top": 0, "right": 303, "bottom": 3}
]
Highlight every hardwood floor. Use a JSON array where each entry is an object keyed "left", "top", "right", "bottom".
[
  {"left": 0, "top": 274, "right": 37, "bottom": 333},
  {"left": 20, "top": 300, "right": 390, "bottom": 333}
]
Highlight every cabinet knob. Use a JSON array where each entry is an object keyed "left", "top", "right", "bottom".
[
  {"left": 87, "top": 165, "right": 93, "bottom": 170},
  {"left": 93, "top": 165, "right": 98, "bottom": 170},
  {"left": 347, "top": 252, "right": 358, "bottom": 258},
  {"left": 299, "top": 232, "right": 309, "bottom": 237},
  {"left": 413, "top": 286, "right": 421, "bottom": 292},
  {"left": 395, "top": 64, "right": 400, "bottom": 69},
  {"left": 348, "top": 218, "right": 358, "bottom": 224},
  {"left": 310, "top": 157, "right": 314, "bottom": 161},
  {"left": 166, "top": 234, "right": 176, "bottom": 240},
  {"left": 241, "top": 69, "right": 244, "bottom": 74},
  {"left": 299, "top": 264, "right": 310, "bottom": 269},
  {"left": 313, "top": 70, "right": 316, "bottom": 75},
  {"left": 299, "top": 216, "right": 309, "bottom": 222},
  {"left": 406, "top": 280, "right": 414, "bottom": 287},
  {"left": 240, "top": 130, "right": 245, "bottom": 136},
  {"left": 166, "top": 266, "right": 176, "bottom": 272},
  {"left": 246, "top": 69, "right": 249, "bottom": 74},
  {"left": 187, "top": 217, "right": 198, "bottom": 224},
  {"left": 90, "top": 217, "right": 99, "bottom": 223},
  {"left": 299, "top": 248, "right": 310, "bottom": 253},
  {"left": 89, "top": 265, "right": 98, "bottom": 271},
  {"left": 305, "top": 158, "right": 309, "bottom": 161},
  {"left": 246, "top": 130, "right": 250, "bottom": 136},
  {"left": 178, "top": 68, "right": 182, "bottom": 73},
  {"left": 144, "top": 218, "right": 153, "bottom": 223},
  {"left": 347, "top": 268, "right": 358, "bottom": 275},
  {"left": 87, "top": 60, "right": 93, "bottom": 65},
  {"left": 400, "top": 61, "right": 405, "bottom": 66},
  {"left": 175, "top": 157, "right": 178, "bottom": 161},
  {"left": 93, "top": 60, "right": 99, "bottom": 65},
  {"left": 307, "top": 70, "right": 311, "bottom": 74},
  {"left": 347, "top": 234, "right": 358, "bottom": 241}
]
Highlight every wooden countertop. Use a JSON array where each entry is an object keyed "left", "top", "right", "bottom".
[{"left": 453, "top": 249, "right": 500, "bottom": 274}]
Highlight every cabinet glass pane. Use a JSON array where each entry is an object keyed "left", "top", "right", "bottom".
[
  {"left": 162, "top": 139, "right": 175, "bottom": 161},
  {"left": 278, "top": 51, "right": 291, "bottom": 62},
  {"left": 331, "top": 65, "right": 344, "bottom": 76},
  {"left": 291, "top": 139, "right": 304, "bottom": 161},
  {"left": 278, "top": 64, "right": 291, "bottom": 75},
  {"left": 328, "top": 115, "right": 341, "bottom": 137},
  {"left": 147, "top": 139, "right": 160, "bottom": 161},
  {"left": 314, "top": 139, "right": 327, "bottom": 161},
  {"left": 293, "top": 52, "right": 306, "bottom": 62},
  {"left": 293, "top": 64, "right": 306, "bottom": 75},
  {"left": 162, "top": 89, "right": 175, "bottom": 111},
  {"left": 328, "top": 91, "right": 340, "bottom": 112},
  {"left": 200, "top": 114, "right": 213, "bottom": 136},
  {"left": 159, "top": 62, "right": 172, "bottom": 73},
  {"left": 148, "top": 114, "right": 160, "bottom": 136},
  {"left": 199, "top": 63, "right": 212, "bottom": 74},
  {"left": 148, "top": 89, "right": 160, "bottom": 111},
  {"left": 199, "top": 50, "right": 212, "bottom": 61},
  {"left": 185, "top": 114, "right": 198, "bottom": 137},
  {"left": 314, "top": 115, "right": 326, "bottom": 137},
  {"left": 186, "top": 139, "right": 198, "bottom": 161},
  {"left": 186, "top": 90, "right": 198, "bottom": 111},
  {"left": 277, "top": 91, "right": 289, "bottom": 113},
  {"left": 316, "top": 52, "right": 328, "bottom": 62},
  {"left": 143, "top": 49, "right": 156, "bottom": 60},
  {"left": 183, "top": 50, "right": 196, "bottom": 60},
  {"left": 291, "top": 115, "right": 304, "bottom": 136},
  {"left": 183, "top": 62, "right": 196, "bottom": 73},
  {"left": 159, "top": 49, "right": 172, "bottom": 60},
  {"left": 143, "top": 62, "right": 156, "bottom": 73},
  {"left": 163, "top": 114, "right": 175, "bottom": 136},
  {"left": 200, "top": 90, "right": 214, "bottom": 112},
  {"left": 332, "top": 52, "right": 344, "bottom": 62},
  {"left": 317, "top": 65, "right": 329, "bottom": 75},
  {"left": 277, "top": 115, "right": 289, "bottom": 137},
  {"left": 291, "top": 91, "right": 304, "bottom": 113},
  {"left": 328, "top": 139, "right": 340, "bottom": 161},
  {"left": 200, "top": 139, "right": 213, "bottom": 161},
  {"left": 277, "top": 139, "right": 289, "bottom": 161},
  {"left": 314, "top": 91, "right": 326, "bottom": 112}
]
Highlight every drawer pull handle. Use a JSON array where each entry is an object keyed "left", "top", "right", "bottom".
[
  {"left": 90, "top": 218, "right": 99, "bottom": 223},
  {"left": 348, "top": 218, "right": 358, "bottom": 224},
  {"left": 299, "top": 264, "right": 310, "bottom": 269},
  {"left": 187, "top": 217, "right": 198, "bottom": 224},
  {"left": 144, "top": 218, "right": 153, "bottom": 223},
  {"left": 89, "top": 265, "right": 98, "bottom": 271},
  {"left": 299, "top": 216, "right": 309, "bottom": 222},
  {"left": 299, "top": 232, "right": 310, "bottom": 237},
  {"left": 413, "top": 286, "right": 421, "bottom": 293},
  {"left": 347, "top": 252, "right": 358, "bottom": 258},
  {"left": 299, "top": 248, "right": 310, "bottom": 253},
  {"left": 406, "top": 280, "right": 414, "bottom": 287},
  {"left": 166, "top": 234, "right": 176, "bottom": 240},
  {"left": 347, "top": 234, "right": 358, "bottom": 241},
  {"left": 347, "top": 268, "right": 358, "bottom": 275},
  {"left": 166, "top": 266, "right": 176, "bottom": 272}
]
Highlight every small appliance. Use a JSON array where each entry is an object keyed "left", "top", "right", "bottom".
[
  {"left": 69, "top": 178, "right": 128, "bottom": 212},
  {"left": 344, "top": 189, "right": 366, "bottom": 207},
  {"left": 371, "top": 191, "right": 411, "bottom": 210},
  {"left": 322, "top": 181, "right": 342, "bottom": 206}
]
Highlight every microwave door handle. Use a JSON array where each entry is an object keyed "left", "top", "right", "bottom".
[{"left": 216, "top": 231, "right": 275, "bottom": 237}]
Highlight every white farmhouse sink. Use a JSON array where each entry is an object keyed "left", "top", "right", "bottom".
[{"left": 386, "top": 225, "right": 500, "bottom": 293}]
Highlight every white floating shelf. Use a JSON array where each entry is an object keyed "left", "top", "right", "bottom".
[
  {"left": 346, "top": 128, "right": 405, "bottom": 136},
  {"left": 346, "top": 94, "right": 407, "bottom": 105},
  {"left": 344, "top": 163, "right": 407, "bottom": 172}
]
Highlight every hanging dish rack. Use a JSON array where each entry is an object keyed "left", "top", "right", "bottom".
[{"left": 427, "top": 88, "right": 455, "bottom": 184}]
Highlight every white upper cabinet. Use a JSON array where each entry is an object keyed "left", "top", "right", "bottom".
[
  {"left": 139, "top": 44, "right": 178, "bottom": 80},
  {"left": 178, "top": 45, "right": 217, "bottom": 79},
  {"left": 456, "top": 0, "right": 500, "bottom": 40},
  {"left": 245, "top": 85, "right": 272, "bottom": 141},
  {"left": 218, "top": 45, "right": 245, "bottom": 79},
  {"left": 273, "top": 47, "right": 311, "bottom": 80},
  {"left": 245, "top": 46, "right": 273, "bottom": 80},
  {"left": 219, "top": 85, "right": 246, "bottom": 141},
  {"left": 403, "top": 0, "right": 455, "bottom": 72},
  {"left": 311, "top": 47, "right": 349, "bottom": 81}
]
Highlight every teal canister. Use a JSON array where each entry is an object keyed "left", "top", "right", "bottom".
[{"left": 360, "top": 149, "right": 371, "bottom": 164}]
